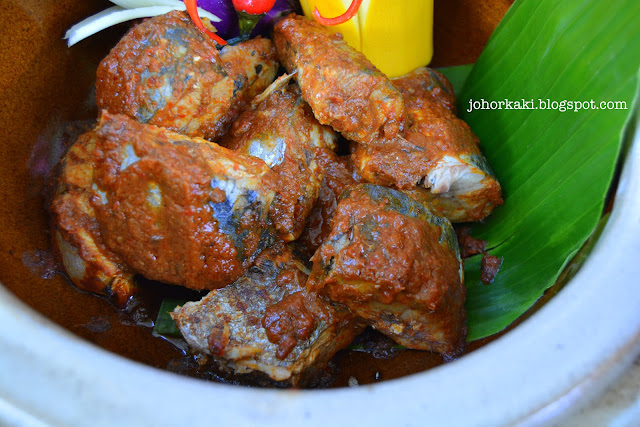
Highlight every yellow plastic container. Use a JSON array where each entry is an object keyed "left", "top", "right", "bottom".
[{"left": 300, "top": 0, "right": 434, "bottom": 78}]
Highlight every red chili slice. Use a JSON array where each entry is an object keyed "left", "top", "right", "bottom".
[
  {"left": 184, "top": 0, "right": 227, "bottom": 45},
  {"left": 313, "top": 0, "right": 363, "bottom": 26}
]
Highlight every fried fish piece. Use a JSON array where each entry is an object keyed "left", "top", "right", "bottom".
[
  {"left": 308, "top": 184, "right": 467, "bottom": 358},
  {"left": 96, "top": 11, "right": 278, "bottom": 141},
  {"left": 273, "top": 14, "right": 405, "bottom": 145},
  {"left": 172, "top": 245, "right": 363, "bottom": 385},
  {"left": 295, "top": 151, "right": 363, "bottom": 259},
  {"left": 225, "top": 81, "right": 338, "bottom": 242},
  {"left": 50, "top": 129, "right": 136, "bottom": 306},
  {"left": 353, "top": 67, "right": 503, "bottom": 222},
  {"left": 52, "top": 111, "right": 280, "bottom": 293}
]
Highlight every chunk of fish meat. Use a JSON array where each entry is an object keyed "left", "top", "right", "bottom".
[
  {"left": 96, "top": 11, "right": 278, "bottom": 141},
  {"left": 224, "top": 81, "right": 338, "bottom": 242},
  {"left": 273, "top": 14, "right": 405, "bottom": 145},
  {"left": 353, "top": 67, "right": 503, "bottom": 222},
  {"left": 308, "top": 184, "right": 467, "bottom": 358},
  {"left": 172, "top": 245, "right": 364, "bottom": 385}
]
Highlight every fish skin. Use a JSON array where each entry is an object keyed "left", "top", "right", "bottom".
[{"left": 171, "top": 245, "right": 364, "bottom": 385}]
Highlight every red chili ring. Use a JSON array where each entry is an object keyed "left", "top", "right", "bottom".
[
  {"left": 184, "top": 0, "right": 227, "bottom": 45},
  {"left": 313, "top": 0, "right": 364, "bottom": 26}
]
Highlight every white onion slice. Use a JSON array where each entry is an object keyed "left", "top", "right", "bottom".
[
  {"left": 65, "top": 4, "right": 221, "bottom": 47},
  {"left": 109, "top": 0, "right": 182, "bottom": 7},
  {"left": 108, "top": 0, "right": 220, "bottom": 21}
]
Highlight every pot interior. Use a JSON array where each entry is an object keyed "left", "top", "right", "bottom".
[{"left": 0, "top": 0, "right": 515, "bottom": 386}]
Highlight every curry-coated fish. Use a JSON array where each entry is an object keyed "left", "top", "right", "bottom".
[
  {"left": 273, "top": 14, "right": 405, "bottom": 145},
  {"left": 172, "top": 245, "right": 364, "bottom": 385},
  {"left": 97, "top": 11, "right": 278, "bottom": 141},
  {"left": 308, "top": 184, "right": 467, "bottom": 358},
  {"left": 353, "top": 67, "right": 503, "bottom": 222},
  {"left": 224, "top": 80, "right": 338, "bottom": 242},
  {"left": 51, "top": 112, "right": 280, "bottom": 297},
  {"left": 50, "top": 126, "right": 136, "bottom": 306}
]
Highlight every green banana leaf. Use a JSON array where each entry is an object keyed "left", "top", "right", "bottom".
[
  {"left": 152, "top": 298, "right": 187, "bottom": 338},
  {"left": 438, "top": 64, "right": 473, "bottom": 98},
  {"left": 441, "top": 0, "right": 640, "bottom": 340}
]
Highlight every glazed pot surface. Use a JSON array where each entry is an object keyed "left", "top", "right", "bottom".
[{"left": 1, "top": 1, "right": 639, "bottom": 426}]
